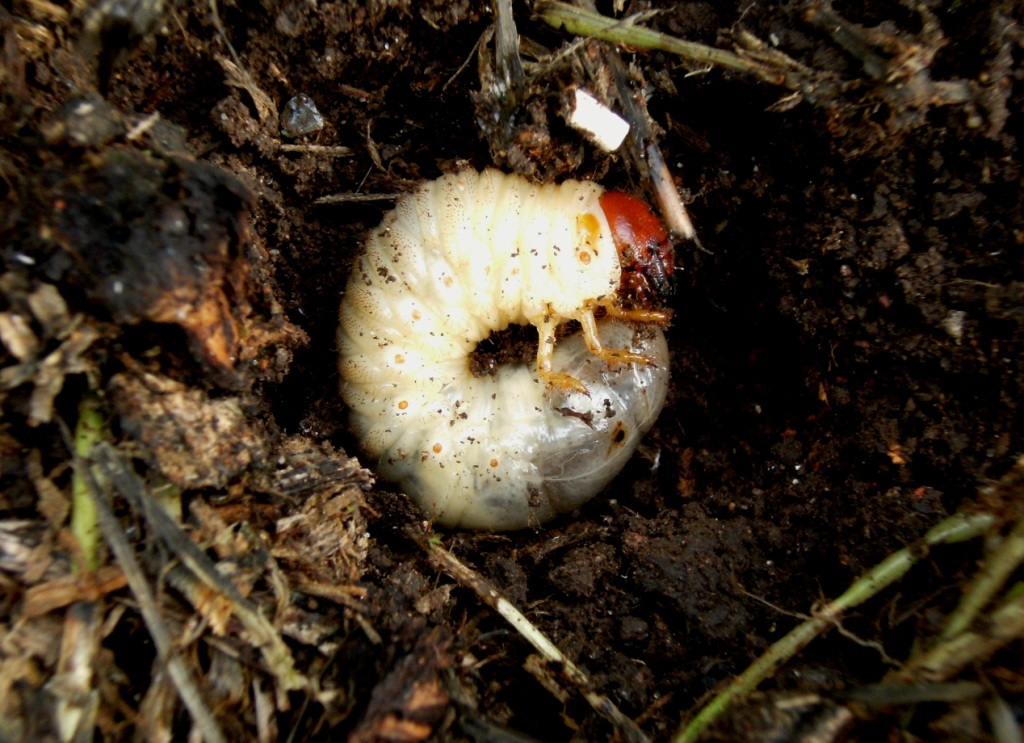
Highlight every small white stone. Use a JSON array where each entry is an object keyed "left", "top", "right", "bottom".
[
  {"left": 941, "top": 310, "right": 966, "bottom": 343},
  {"left": 568, "top": 89, "right": 629, "bottom": 152}
]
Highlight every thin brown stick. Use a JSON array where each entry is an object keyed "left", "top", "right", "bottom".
[
  {"left": 85, "top": 465, "right": 227, "bottom": 743},
  {"left": 89, "top": 443, "right": 305, "bottom": 703},
  {"left": 421, "top": 533, "right": 651, "bottom": 743}
]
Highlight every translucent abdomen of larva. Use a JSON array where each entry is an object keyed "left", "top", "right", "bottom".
[{"left": 347, "top": 321, "right": 668, "bottom": 530}]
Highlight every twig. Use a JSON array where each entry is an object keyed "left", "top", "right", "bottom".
[
  {"left": 986, "top": 692, "right": 1022, "bottom": 743},
  {"left": 22, "top": 565, "right": 126, "bottom": 618},
  {"left": 672, "top": 511, "right": 996, "bottom": 743},
  {"left": 539, "top": 1, "right": 837, "bottom": 117},
  {"left": 935, "top": 513, "right": 1024, "bottom": 645},
  {"left": 49, "top": 601, "right": 102, "bottom": 742},
  {"left": 209, "top": 0, "right": 277, "bottom": 122},
  {"left": 842, "top": 680, "right": 985, "bottom": 706},
  {"left": 422, "top": 534, "right": 651, "bottom": 743},
  {"left": 278, "top": 144, "right": 354, "bottom": 157},
  {"left": 124, "top": 111, "right": 162, "bottom": 142},
  {"left": 443, "top": 27, "right": 490, "bottom": 93},
  {"left": 84, "top": 458, "right": 227, "bottom": 743},
  {"left": 88, "top": 442, "right": 306, "bottom": 703},
  {"left": 314, "top": 192, "right": 400, "bottom": 205},
  {"left": 898, "top": 590, "right": 1024, "bottom": 683},
  {"left": 536, "top": 1, "right": 754, "bottom": 75},
  {"left": 494, "top": 0, "right": 526, "bottom": 91},
  {"left": 645, "top": 140, "right": 699, "bottom": 243}
]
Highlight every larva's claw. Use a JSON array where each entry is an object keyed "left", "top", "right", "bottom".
[
  {"left": 575, "top": 307, "right": 661, "bottom": 371},
  {"left": 542, "top": 371, "right": 591, "bottom": 397},
  {"left": 599, "top": 304, "right": 673, "bottom": 325},
  {"left": 596, "top": 348, "right": 656, "bottom": 368}
]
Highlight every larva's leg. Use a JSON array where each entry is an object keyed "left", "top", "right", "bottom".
[
  {"left": 599, "top": 302, "right": 673, "bottom": 325},
  {"left": 536, "top": 321, "right": 590, "bottom": 395},
  {"left": 576, "top": 307, "right": 657, "bottom": 367}
]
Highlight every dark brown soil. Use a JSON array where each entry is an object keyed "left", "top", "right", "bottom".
[{"left": 1, "top": 0, "right": 1022, "bottom": 741}]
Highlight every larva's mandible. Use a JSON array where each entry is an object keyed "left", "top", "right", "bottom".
[{"left": 338, "top": 169, "right": 672, "bottom": 530}]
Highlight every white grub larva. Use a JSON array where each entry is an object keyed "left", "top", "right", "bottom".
[{"left": 338, "top": 169, "right": 674, "bottom": 530}]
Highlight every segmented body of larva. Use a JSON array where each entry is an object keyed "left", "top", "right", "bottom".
[{"left": 338, "top": 169, "right": 672, "bottom": 530}]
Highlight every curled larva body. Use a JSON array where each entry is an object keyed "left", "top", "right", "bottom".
[{"left": 338, "top": 169, "right": 671, "bottom": 530}]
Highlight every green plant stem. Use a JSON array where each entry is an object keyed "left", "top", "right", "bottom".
[
  {"left": 536, "top": 1, "right": 753, "bottom": 74},
  {"left": 901, "top": 590, "right": 1024, "bottom": 683},
  {"left": 71, "top": 392, "right": 106, "bottom": 571},
  {"left": 936, "top": 514, "right": 1024, "bottom": 645},
  {"left": 673, "top": 511, "right": 996, "bottom": 743}
]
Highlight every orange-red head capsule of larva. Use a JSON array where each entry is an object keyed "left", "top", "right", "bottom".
[{"left": 599, "top": 191, "right": 675, "bottom": 307}]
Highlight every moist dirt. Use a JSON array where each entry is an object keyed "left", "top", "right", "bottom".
[{"left": 0, "top": 1, "right": 1022, "bottom": 740}]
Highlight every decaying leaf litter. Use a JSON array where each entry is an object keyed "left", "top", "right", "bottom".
[{"left": 0, "top": 0, "right": 1022, "bottom": 740}]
